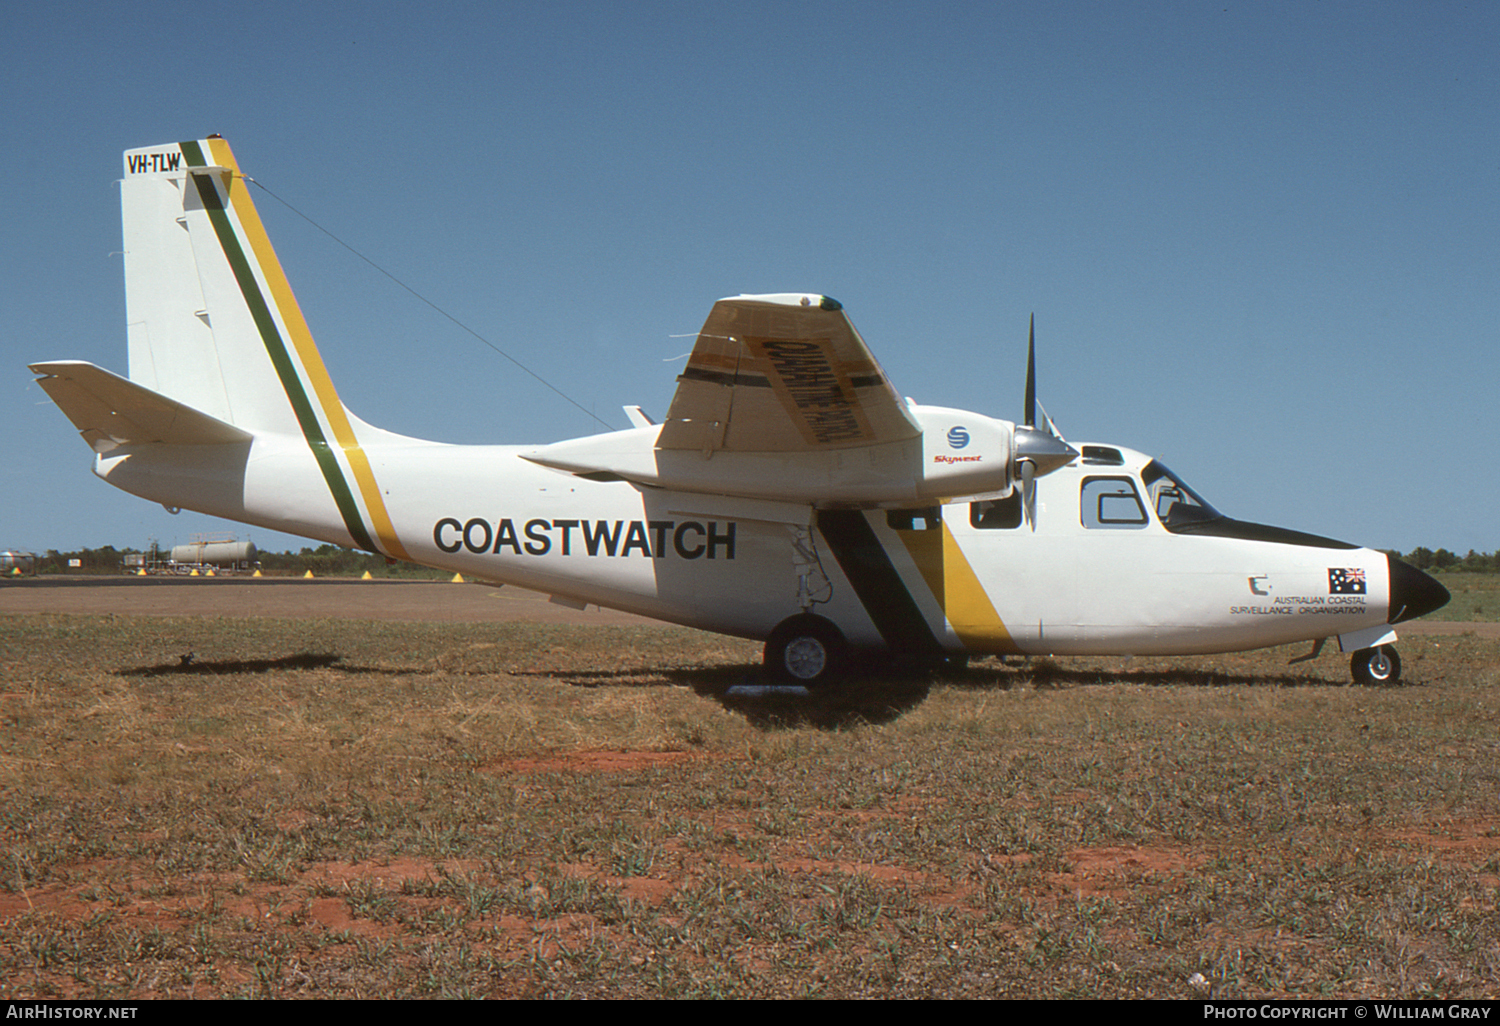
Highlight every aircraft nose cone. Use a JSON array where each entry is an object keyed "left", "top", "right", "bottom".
[
  {"left": 1387, "top": 555, "right": 1450, "bottom": 624},
  {"left": 1015, "top": 427, "right": 1078, "bottom": 477}
]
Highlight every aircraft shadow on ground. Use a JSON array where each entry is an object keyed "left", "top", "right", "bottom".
[
  {"left": 508, "top": 664, "right": 930, "bottom": 728},
  {"left": 705, "top": 680, "right": 931, "bottom": 729},
  {"left": 115, "top": 652, "right": 1401, "bottom": 730},
  {"left": 117, "top": 653, "right": 404, "bottom": 678},
  {"left": 949, "top": 661, "right": 1379, "bottom": 691},
  {"left": 118, "top": 652, "right": 343, "bottom": 677},
  {"left": 544, "top": 657, "right": 1408, "bottom": 728}
]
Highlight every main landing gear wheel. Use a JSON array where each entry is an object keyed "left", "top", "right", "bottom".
[
  {"left": 1350, "top": 645, "right": 1401, "bottom": 686},
  {"left": 764, "top": 614, "right": 848, "bottom": 687}
]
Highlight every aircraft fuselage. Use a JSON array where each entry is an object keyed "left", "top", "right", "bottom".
[{"left": 92, "top": 426, "right": 1434, "bottom": 663}]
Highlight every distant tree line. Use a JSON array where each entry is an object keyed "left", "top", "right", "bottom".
[
  {"left": 1386, "top": 548, "right": 1498, "bottom": 573},
  {"left": 20, "top": 544, "right": 441, "bottom": 577},
  {"left": 29, "top": 545, "right": 136, "bottom": 574},
  {"left": 255, "top": 544, "right": 443, "bottom": 578}
]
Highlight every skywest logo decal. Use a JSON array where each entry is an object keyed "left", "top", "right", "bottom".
[
  {"left": 935, "top": 425, "right": 981, "bottom": 464},
  {"left": 434, "top": 517, "right": 736, "bottom": 560}
]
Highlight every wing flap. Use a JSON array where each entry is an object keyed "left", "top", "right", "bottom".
[
  {"left": 30, "top": 361, "right": 253, "bottom": 452},
  {"left": 657, "top": 294, "right": 920, "bottom": 453}
]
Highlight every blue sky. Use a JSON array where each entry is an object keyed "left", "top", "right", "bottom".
[{"left": 5, "top": 1, "right": 1496, "bottom": 556}]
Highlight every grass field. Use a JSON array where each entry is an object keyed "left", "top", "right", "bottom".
[
  {"left": 1431, "top": 571, "right": 1500, "bottom": 622},
  {"left": 1, "top": 613, "right": 1497, "bottom": 998}
]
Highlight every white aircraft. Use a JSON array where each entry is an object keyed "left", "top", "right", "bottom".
[{"left": 32, "top": 137, "right": 1449, "bottom": 687}]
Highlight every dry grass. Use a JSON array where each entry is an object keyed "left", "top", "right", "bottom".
[
  {"left": 1, "top": 613, "right": 1497, "bottom": 998},
  {"left": 1435, "top": 572, "right": 1500, "bottom": 622}
]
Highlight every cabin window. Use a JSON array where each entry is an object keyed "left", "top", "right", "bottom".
[
  {"left": 970, "top": 492, "right": 1023, "bottom": 530},
  {"left": 1080, "top": 445, "right": 1125, "bottom": 466},
  {"left": 887, "top": 507, "right": 941, "bottom": 531},
  {"left": 1081, "top": 477, "right": 1149, "bottom": 530}
]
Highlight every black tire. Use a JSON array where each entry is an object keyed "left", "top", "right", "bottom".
[
  {"left": 763, "top": 614, "right": 848, "bottom": 687},
  {"left": 1350, "top": 645, "right": 1401, "bottom": 686}
]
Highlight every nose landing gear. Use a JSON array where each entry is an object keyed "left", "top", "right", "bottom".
[{"left": 1350, "top": 644, "right": 1401, "bottom": 686}]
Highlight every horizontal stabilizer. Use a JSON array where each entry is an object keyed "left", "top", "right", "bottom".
[{"left": 30, "top": 361, "right": 252, "bottom": 453}]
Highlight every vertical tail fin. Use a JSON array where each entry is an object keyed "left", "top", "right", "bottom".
[
  {"left": 124, "top": 138, "right": 330, "bottom": 435},
  {"left": 121, "top": 137, "right": 409, "bottom": 558}
]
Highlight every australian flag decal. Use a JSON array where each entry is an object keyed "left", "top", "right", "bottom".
[{"left": 1328, "top": 568, "right": 1367, "bottom": 595}]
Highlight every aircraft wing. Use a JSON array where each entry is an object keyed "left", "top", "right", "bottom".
[
  {"left": 656, "top": 294, "right": 921, "bottom": 453},
  {"left": 30, "top": 361, "right": 252, "bottom": 453}
]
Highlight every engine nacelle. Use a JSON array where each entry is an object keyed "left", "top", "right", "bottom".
[{"left": 912, "top": 406, "right": 1018, "bottom": 501}]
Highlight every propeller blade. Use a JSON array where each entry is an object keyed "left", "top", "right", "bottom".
[
  {"left": 1015, "top": 313, "right": 1076, "bottom": 530},
  {"left": 1024, "top": 314, "right": 1036, "bottom": 429},
  {"left": 1021, "top": 458, "right": 1037, "bottom": 532},
  {"left": 1034, "top": 400, "right": 1063, "bottom": 441}
]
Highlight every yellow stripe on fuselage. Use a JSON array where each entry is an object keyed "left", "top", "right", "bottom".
[
  {"left": 205, "top": 138, "right": 412, "bottom": 563},
  {"left": 899, "top": 523, "right": 1018, "bottom": 653}
]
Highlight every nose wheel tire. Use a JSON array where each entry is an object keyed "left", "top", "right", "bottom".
[
  {"left": 1350, "top": 645, "right": 1401, "bottom": 686},
  {"left": 764, "top": 614, "right": 848, "bottom": 687}
]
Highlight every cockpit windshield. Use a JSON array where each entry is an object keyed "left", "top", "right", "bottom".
[{"left": 1140, "top": 461, "right": 1222, "bottom": 531}]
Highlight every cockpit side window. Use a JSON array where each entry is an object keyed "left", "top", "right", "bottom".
[
  {"left": 1081, "top": 476, "right": 1149, "bottom": 530},
  {"left": 971, "top": 491, "right": 1023, "bottom": 530},
  {"left": 888, "top": 507, "right": 942, "bottom": 531},
  {"left": 1140, "top": 461, "right": 1222, "bottom": 531}
]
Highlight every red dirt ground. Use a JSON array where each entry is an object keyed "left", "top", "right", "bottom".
[{"left": 2, "top": 575, "right": 1493, "bottom": 997}]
